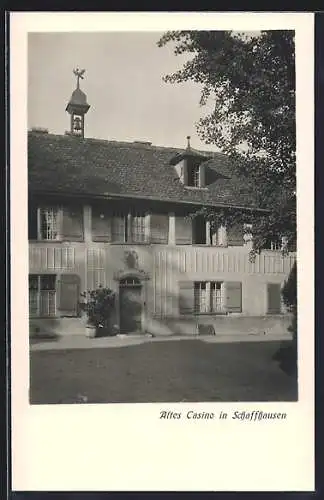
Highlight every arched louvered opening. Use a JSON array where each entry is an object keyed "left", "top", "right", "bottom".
[{"left": 119, "top": 276, "right": 142, "bottom": 288}]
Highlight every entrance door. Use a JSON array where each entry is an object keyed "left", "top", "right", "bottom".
[
  {"left": 267, "top": 283, "right": 282, "bottom": 314},
  {"left": 59, "top": 274, "right": 80, "bottom": 317},
  {"left": 119, "top": 277, "right": 142, "bottom": 333}
]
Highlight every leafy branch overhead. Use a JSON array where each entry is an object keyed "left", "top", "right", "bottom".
[{"left": 158, "top": 30, "right": 296, "bottom": 252}]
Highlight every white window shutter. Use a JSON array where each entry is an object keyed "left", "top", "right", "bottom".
[
  {"left": 225, "top": 281, "right": 242, "bottom": 312},
  {"left": 92, "top": 209, "right": 112, "bottom": 242},
  {"left": 179, "top": 281, "right": 195, "bottom": 315},
  {"left": 175, "top": 216, "right": 192, "bottom": 245}
]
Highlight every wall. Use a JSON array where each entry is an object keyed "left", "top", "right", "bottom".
[
  {"left": 29, "top": 241, "right": 296, "bottom": 336},
  {"left": 145, "top": 314, "right": 293, "bottom": 337}
]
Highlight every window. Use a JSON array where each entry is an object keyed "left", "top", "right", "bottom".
[
  {"left": 120, "top": 277, "right": 141, "bottom": 287},
  {"left": 132, "top": 213, "right": 146, "bottom": 243},
  {"left": 264, "top": 236, "right": 281, "bottom": 251},
  {"left": 29, "top": 204, "right": 83, "bottom": 241},
  {"left": 194, "top": 281, "right": 224, "bottom": 313},
  {"left": 179, "top": 280, "right": 241, "bottom": 315},
  {"left": 187, "top": 164, "right": 200, "bottom": 187},
  {"left": 29, "top": 274, "right": 56, "bottom": 317},
  {"left": 192, "top": 216, "right": 206, "bottom": 244},
  {"left": 39, "top": 207, "right": 59, "bottom": 240},
  {"left": 111, "top": 212, "right": 147, "bottom": 243},
  {"left": 194, "top": 282, "right": 208, "bottom": 313},
  {"left": 192, "top": 217, "right": 223, "bottom": 246},
  {"left": 210, "top": 227, "right": 224, "bottom": 246},
  {"left": 211, "top": 282, "right": 223, "bottom": 312}
]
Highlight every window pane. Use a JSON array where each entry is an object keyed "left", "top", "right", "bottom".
[
  {"left": 40, "top": 274, "right": 56, "bottom": 290},
  {"left": 40, "top": 207, "right": 59, "bottom": 240},
  {"left": 39, "top": 290, "right": 56, "bottom": 316},
  {"left": 120, "top": 277, "right": 141, "bottom": 286},
  {"left": 194, "top": 167, "right": 200, "bottom": 187},
  {"left": 194, "top": 282, "right": 207, "bottom": 313},
  {"left": 264, "top": 237, "right": 281, "bottom": 250},
  {"left": 187, "top": 164, "right": 200, "bottom": 187},
  {"left": 29, "top": 290, "right": 38, "bottom": 316},
  {"left": 131, "top": 213, "right": 146, "bottom": 243},
  {"left": 29, "top": 275, "right": 57, "bottom": 317},
  {"left": 211, "top": 282, "right": 223, "bottom": 312}
]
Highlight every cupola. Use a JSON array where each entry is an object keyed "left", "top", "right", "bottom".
[{"left": 66, "top": 68, "right": 90, "bottom": 138}]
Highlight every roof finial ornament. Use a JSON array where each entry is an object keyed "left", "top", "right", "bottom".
[
  {"left": 73, "top": 68, "right": 86, "bottom": 89},
  {"left": 186, "top": 135, "right": 191, "bottom": 149}
]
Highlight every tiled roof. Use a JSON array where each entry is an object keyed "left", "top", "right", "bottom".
[{"left": 28, "top": 131, "right": 263, "bottom": 210}]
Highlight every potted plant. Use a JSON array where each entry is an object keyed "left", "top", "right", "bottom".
[{"left": 79, "top": 286, "right": 116, "bottom": 338}]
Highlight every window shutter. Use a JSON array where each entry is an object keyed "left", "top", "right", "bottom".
[
  {"left": 92, "top": 209, "right": 112, "bottom": 242},
  {"left": 175, "top": 216, "right": 192, "bottom": 245},
  {"left": 62, "top": 205, "right": 83, "bottom": 241},
  {"left": 150, "top": 213, "right": 169, "bottom": 244},
  {"left": 58, "top": 274, "right": 80, "bottom": 317},
  {"left": 179, "top": 281, "right": 195, "bottom": 315},
  {"left": 225, "top": 281, "right": 242, "bottom": 312},
  {"left": 199, "top": 164, "right": 206, "bottom": 188},
  {"left": 227, "top": 224, "right": 244, "bottom": 246},
  {"left": 111, "top": 215, "right": 126, "bottom": 242},
  {"left": 267, "top": 283, "right": 282, "bottom": 314},
  {"left": 28, "top": 202, "right": 38, "bottom": 239}
]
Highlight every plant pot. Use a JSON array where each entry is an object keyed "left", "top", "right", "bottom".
[{"left": 85, "top": 325, "right": 96, "bottom": 338}]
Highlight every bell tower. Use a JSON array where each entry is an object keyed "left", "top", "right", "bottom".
[{"left": 66, "top": 68, "right": 90, "bottom": 138}]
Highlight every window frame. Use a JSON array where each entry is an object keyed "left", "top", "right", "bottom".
[
  {"left": 38, "top": 206, "right": 61, "bottom": 241},
  {"left": 191, "top": 218, "right": 226, "bottom": 247},
  {"left": 187, "top": 163, "right": 200, "bottom": 188},
  {"left": 111, "top": 211, "right": 148, "bottom": 244},
  {"left": 193, "top": 281, "right": 225, "bottom": 314},
  {"left": 29, "top": 274, "right": 57, "bottom": 318}
]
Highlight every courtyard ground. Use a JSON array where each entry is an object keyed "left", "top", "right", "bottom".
[{"left": 30, "top": 338, "right": 298, "bottom": 404}]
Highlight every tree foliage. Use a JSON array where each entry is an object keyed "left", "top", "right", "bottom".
[
  {"left": 158, "top": 30, "right": 296, "bottom": 252},
  {"left": 282, "top": 261, "right": 297, "bottom": 308}
]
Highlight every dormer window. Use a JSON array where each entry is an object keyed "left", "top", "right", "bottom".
[{"left": 170, "top": 137, "right": 211, "bottom": 189}]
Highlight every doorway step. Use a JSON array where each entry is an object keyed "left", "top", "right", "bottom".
[{"left": 117, "top": 332, "right": 154, "bottom": 339}]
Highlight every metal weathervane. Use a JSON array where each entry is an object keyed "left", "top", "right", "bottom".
[{"left": 73, "top": 68, "right": 86, "bottom": 89}]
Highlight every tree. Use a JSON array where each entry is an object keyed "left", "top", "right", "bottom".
[
  {"left": 157, "top": 30, "right": 296, "bottom": 253},
  {"left": 274, "top": 262, "right": 297, "bottom": 376}
]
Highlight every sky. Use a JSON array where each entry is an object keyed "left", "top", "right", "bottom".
[{"left": 28, "top": 32, "right": 218, "bottom": 151}]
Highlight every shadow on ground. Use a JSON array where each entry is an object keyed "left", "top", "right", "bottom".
[
  {"left": 272, "top": 342, "right": 297, "bottom": 378},
  {"left": 30, "top": 339, "right": 298, "bottom": 404}
]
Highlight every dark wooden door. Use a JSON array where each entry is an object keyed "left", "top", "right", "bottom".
[
  {"left": 59, "top": 274, "right": 80, "bottom": 317},
  {"left": 119, "top": 285, "right": 142, "bottom": 333},
  {"left": 267, "top": 283, "right": 282, "bottom": 314}
]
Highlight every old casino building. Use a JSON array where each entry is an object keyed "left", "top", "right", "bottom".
[{"left": 28, "top": 74, "right": 296, "bottom": 337}]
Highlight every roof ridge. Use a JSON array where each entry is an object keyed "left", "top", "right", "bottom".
[{"left": 27, "top": 130, "right": 225, "bottom": 157}]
